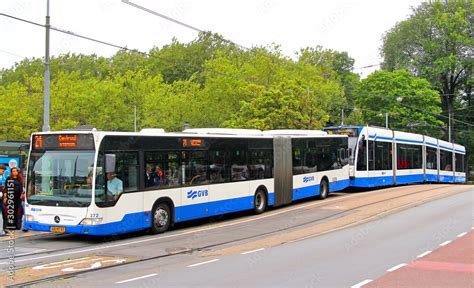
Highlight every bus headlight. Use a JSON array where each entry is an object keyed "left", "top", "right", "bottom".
[
  {"left": 80, "top": 218, "right": 103, "bottom": 226},
  {"left": 26, "top": 215, "right": 37, "bottom": 222}
]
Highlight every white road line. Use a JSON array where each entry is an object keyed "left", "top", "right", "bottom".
[
  {"left": 387, "top": 263, "right": 406, "bottom": 272},
  {"left": 241, "top": 248, "right": 265, "bottom": 255},
  {"left": 440, "top": 240, "right": 451, "bottom": 246},
  {"left": 417, "top": 250, "right": 432, "bottom": 258},
  {"left": 187, "top": 259, "right": 220, "bottom": 268},
  {"left": 3, "top": 193, "right": 356, "bottom": 265},
  {"left": 457, "top": 232, "right": 467, "bottom": 238},
  {"left": 351, "top": 279, "right": 373, "bottom": 288},
  {"left": 116, "top": 273, "right": 157, "bottom": 284}
]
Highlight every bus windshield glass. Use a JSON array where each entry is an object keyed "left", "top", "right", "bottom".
[{"left": 27, "top": 151, "right": 95, "bottom": 207}]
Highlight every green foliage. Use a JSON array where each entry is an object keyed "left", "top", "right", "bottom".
[
  {"left": 356, "top": 69, "right": 444, "bottom": 136},
  {"left": 381, "top": 0, "right": 473, "bottom": 140}
]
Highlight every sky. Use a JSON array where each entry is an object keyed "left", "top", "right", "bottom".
[{"left": 0, "top": 0, "right": 424, "bottom": 77}]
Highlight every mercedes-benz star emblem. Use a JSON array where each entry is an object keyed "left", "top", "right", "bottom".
[{"left": 54, "top": 216, "right": 60, "bottom": 223}]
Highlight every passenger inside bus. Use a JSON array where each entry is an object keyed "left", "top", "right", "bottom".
[
  {"left": 153, "top": 166, "right": 164, "bottom": 186},
  {"left": 106, "top": 172, "right": 123, "bottom": 200}
]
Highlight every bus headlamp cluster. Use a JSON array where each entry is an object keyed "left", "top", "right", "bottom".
[
  {"left": 25, "top": 214, "right": 37, "bottom": 222},
  {"left": 80, "top": 218, "right": 103, "bottom": 226}
]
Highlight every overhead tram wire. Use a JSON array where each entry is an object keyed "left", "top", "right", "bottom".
[
  {"left": 368, "top": 93, "right": 474, "bottom": 127},
  {"left": 121, "top": 0, "right": 250, "bottom": 51},
  {"left": 0, "top": 12, "right": 256, "bottom": 84}
]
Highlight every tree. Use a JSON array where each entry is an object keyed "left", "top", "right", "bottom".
[
  {"left": 381, "top": 0, "right": 473, "bottom": 141},
  {"left": 356, "top": 70, "right": 444, "bottom": 136},
  {"left": 297, "top": 46, "right": 360, "bottom": 124}
]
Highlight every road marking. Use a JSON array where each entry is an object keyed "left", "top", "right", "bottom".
[
  {"left": 32, "top": 257, "right": 92, "bottom": 270},
  {"left": 116, "top": 273, "right": 158, "bottom": 284},
  {"left": 417, "top": 250, "right": 432, "bottom": 258},
  {"left": 351, "top": 279, "right": 373, "bottom": 288},
  {"left": 440, "top": 240, "right": 451, "bottom": 246},
  {"left": 387, "top": 263, "right": 406, "bottom": 272},
  {"left": 241, "top": 248, "right": 265, "bottom": 255},
  {"left": 457, "top": 232, "right": 467, "bottom": 238},
  {"left": 187, "top": 259, "right": 220, "bottom": 268},
  {"left": 3, "top": 192, "right": 356, "bottom": 265}
]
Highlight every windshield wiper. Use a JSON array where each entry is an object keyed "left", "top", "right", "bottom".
[{"left": 58, "top": 195, "right": 85, "bottom": 207}]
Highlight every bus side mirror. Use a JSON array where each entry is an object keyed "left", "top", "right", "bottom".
[{"left": 105, "top": 154, "right": 116, "bottom": 173}]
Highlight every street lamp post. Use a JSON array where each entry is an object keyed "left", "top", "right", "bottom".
[{"left": 42, "top": 0, "right": 51, "bottom": 132}]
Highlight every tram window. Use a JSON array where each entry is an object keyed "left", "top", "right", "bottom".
[
  {"left": 368, "top": 141, "right": 375, "bottom": 170},
  {"left": 455, "top": 153, "right": 465, "bottom": 172},
  {"left": 375, "top": 141, "right": 392, "bottom": 170},
  {"left": 356, "top": 139, "right": 367, "bottom": 171},
  {"left": 440, "top": 150, "right": 453, "bottom": 171},
  {"left": 426, "top": 147, "right": 437, "bottom": 170},
  {"left": 145, "top": 151, "right": 180, "bottom": 188},
  {"left": 397, "top": 144, "right": 422, "bottom": 169}
]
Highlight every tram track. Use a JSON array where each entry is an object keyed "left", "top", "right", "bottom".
[
  {"left": 9, "top": 184, "right": 466, "bottom": 287},
  {"left": 4, "top": 184, "right": 454, "bottom": 262}
]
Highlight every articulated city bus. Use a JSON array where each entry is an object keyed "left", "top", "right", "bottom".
[
  {"left": 324, "top": 126, "right": 467, "bottom": 187},
  {"left": 24, "top": 128, "right": 349, "bottom": 236}
]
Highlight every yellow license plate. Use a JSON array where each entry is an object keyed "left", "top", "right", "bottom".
[{"left": 50, "top": 226, "right": 66, "bottom": 233}]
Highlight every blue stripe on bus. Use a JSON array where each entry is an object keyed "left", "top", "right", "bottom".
[
  {"left": 454, "top": 176, "right": 466, "bottom": 183},
  {"left": 293, "top": 184, "right": 320, "bottom": 200},
  {"left": 24, "top": 211, "right": 150, "bottom": 236},
  {"left": 454, "top": 149, "right": 465, "bottom": 153},
  {"left": 329, "top": 179, "right": 350, "bottom": 192},
  {"left": 292, "top": 180, "right": 350, "bottom": 200},
  {"left": 425, "top": 142, "right": 437, "bottom": 148}
]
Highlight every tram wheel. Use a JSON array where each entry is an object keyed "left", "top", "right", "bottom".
[
  {"left": 151, "top": 202, "right": 171, "bottom": 234},
  {"left": 253, "top": 189, "right": 267, "bottom": 214},
  {"left": 317, "top": 179, "right": 329, "bottom": 200}
]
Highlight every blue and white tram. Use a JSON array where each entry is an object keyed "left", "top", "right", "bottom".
[
  {"left": 24, "top": 128, "right": 349, "bottom": 236},
  {"left": 324, "top": 126, "right": 467, "bottom": 188}
]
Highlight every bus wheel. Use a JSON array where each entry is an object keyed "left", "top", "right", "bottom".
[
  {"left": 151, "top": 203, "right": 171, "bottom": 234},
  {"left": 318, "top": 179, "right": 329, "bottom": 200},
  {"left": 253, "top": 189, "right": 267, "bottom": 214}
]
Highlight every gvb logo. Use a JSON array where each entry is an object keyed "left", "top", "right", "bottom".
[
  {"left": 303, "top": 176, "right": 315, "bottom": 183},
  {"left": 187, "top": 189, "right": 209, "bottom": 199}
]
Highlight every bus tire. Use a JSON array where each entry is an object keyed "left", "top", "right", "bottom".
[
  {"left": 151, "top": 202, "right": 171, "bottom": 234},
  {"left": 318, "top": 179, "right": 329, "bottom": 200},
  {"left": 253, "top": 189, "right": 267, "bottom": 214}
]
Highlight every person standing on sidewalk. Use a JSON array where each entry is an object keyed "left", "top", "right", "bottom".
[
  {"left": 0, "top": 164, "right": 10, "bottom": 235},
  {"left": 3, "top": 167, "right": 23, "bottom": 231}
]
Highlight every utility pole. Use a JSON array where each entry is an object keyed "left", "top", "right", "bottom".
[
  {"left": 448, "top": 110, "right": 452, "bottom": 143},
  {"left": 385, "top": 112, "right": 389, "bottom": 128},
  {"left": 42, "top": 0, "right": 51, "bottom": 132},
  {"left": 341, "top": 109, "right": 344, "bottom": 126}
]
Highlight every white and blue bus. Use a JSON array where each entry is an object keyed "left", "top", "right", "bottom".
[
  {"left": 324, "top": 126, "right": 467, "bottom": 188},
  {"left": 24, "top": 128, "right": 349, "bottom": 236}
]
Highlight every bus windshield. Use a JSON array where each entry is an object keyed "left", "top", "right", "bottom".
[{"left": 27, "top": 151, "right": 95, "bottom": 207}]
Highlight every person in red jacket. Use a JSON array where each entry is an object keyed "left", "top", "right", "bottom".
[{"left": 3, "top": 167, "right": 23, "bottom": 231}]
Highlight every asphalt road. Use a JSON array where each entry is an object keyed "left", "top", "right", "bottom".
[{"left": 26, "top": 187, "right": 473, "bottom": 287}]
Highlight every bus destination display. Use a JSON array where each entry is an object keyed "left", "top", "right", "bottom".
[{"left": 33, "top": 134, "right": 95, "bottom": 150}]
